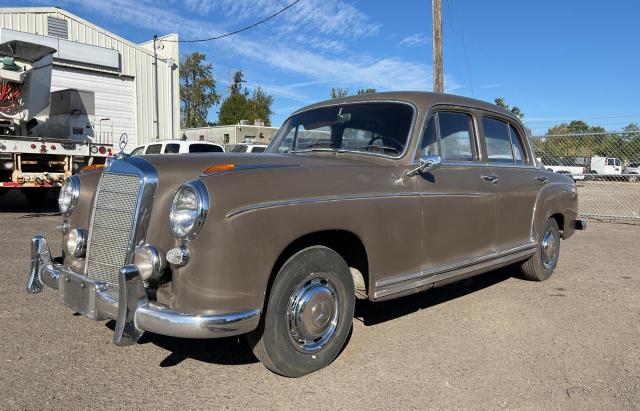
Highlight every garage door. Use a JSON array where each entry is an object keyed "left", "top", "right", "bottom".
[{"left": 49, "top": 66, "right": 137, "bottom": 147}]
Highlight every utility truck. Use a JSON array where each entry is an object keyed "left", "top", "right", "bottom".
[{"left": 0, "top": 40, "right": 113, "bottom": 205}]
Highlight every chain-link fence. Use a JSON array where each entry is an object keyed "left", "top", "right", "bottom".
[{"left": 532, "top": 131, "right": 640, "bottom": 222}]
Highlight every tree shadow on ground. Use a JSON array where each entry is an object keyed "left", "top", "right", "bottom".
[{"left": 0, "top": 188, "right": 59, "bottom": 215}]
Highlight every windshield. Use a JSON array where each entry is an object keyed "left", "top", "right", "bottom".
[{"left": 272, "top": 102, "right": 414, "bottom": 156}]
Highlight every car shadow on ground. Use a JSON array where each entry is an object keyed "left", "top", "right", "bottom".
[
  {"left": 354, "top": 267, "right": 514, "bottom": 326},
  {"left": 111, "top": 267, "right": 515, "bottom": 369}
]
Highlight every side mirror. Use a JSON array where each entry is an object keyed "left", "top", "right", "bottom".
[{"left": 406, "top": 154, "right": 442, "bottom": 177}]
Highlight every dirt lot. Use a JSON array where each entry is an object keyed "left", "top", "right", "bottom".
[
  {"left": 577, "top": 180, "right": 640, "bottom": 220},
  {"left": 1, "top": 198, "right": 638, "bottom": 409}
]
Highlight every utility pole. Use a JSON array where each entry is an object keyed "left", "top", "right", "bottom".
[
  {"left": 152, "top": 35, "right": 160, "bottom": 139},
  {"left": 432, "top": 0, "right": 444, "bottom": 93}
]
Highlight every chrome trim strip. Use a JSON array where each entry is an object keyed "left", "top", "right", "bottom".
[
  {"left": 374, "top": 242, "right": 537, "bottom": 299},
  {"left": 226, "top": 192, "right": 421, "bottom": 219},
  {"left": 269, "top": 99, "right": 419, "bottom": 160}
]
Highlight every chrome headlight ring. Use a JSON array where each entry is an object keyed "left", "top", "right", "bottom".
[
  {"left": 169, "top": 180, "right": 209, "bottom": 241},
  {"left": 58, "top": 175, "right": 80, "bottom": 217}
]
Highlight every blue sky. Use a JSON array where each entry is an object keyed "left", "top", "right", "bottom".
[{"left": 9, "top": 0, "right": 640, "bottom": 134}]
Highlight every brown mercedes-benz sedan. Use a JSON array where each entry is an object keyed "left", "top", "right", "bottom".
[{"left": 27, "top": 92, "right": 585, "bottom": 377}]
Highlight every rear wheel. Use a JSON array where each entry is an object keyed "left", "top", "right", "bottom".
[
  {"left": 248, "top": 246, "right": 355, "bottom": 377},
  {"left": 520, "top": 218, "right": 560, "bottom": 281}
]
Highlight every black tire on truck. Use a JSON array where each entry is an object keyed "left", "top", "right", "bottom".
[
  {"left": 248, "top": 246, "right": 355, "bottom": 377},
  {"left": 520, "top": 218, "right": 561, "bottom": 281},
  {"left": 22, "top": 188, "right": 58, "bottom": 210}
]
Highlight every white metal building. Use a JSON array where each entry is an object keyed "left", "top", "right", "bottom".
[
  {"left": 182, "top": 124, "right": 279, "bottom": 146},
  {"left": 0, "top": 7, "right": 180, "bottom": 148}
]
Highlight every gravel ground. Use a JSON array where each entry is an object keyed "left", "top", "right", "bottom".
[{"left": 0, "top": 196, "right": 638, "bottom": 410}]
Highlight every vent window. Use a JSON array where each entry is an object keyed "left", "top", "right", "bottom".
[{"left": 48, "top": 17, "right": 69, "bottom": 39}]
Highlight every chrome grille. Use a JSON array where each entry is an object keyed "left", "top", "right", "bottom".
[{"left": 86, "top": 172, "right": 141, "bottom": 286}]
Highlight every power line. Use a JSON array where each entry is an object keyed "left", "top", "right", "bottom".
[
  {"left": 444, "top": 0, "right": 474, "bottom": 96},
  {"left": 163, "top": 0, "right": 303, "bottom": 43}
]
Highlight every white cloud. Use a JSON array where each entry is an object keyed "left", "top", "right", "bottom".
[
  {"left": 54, "top": 0, "right": 461, "bottom": 97},
  {"left": 399, "top": 33, "right": 428, "bottom": 48}
]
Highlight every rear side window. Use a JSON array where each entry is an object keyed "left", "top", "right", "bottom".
[
  {"left": 607, "top": 158, "right": 615, "bottom": 166},
  {"left": 189, "top": 144, "right": 223, "bottom": 153},
  {"left": 483, "top": 118, "right": 513, "bottom": 163},
  {"left": 164, "top": 143, "right": 180, "bottom": 154},
  {"left": 508, "top": 125, "right": 526, "bottom": 164},
  {"left": 438, "top": 112, "right": 475, "bottom": 161},
  {"left": 145, "top": 144, "right": 162, "bottom": 154}
]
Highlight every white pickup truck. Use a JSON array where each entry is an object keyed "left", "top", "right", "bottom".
[{"left": 539, "top": 157, "right": 586, "bottom": 181}]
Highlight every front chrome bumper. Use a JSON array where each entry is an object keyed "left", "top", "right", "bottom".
[{"left": 27, "top": 235, "right": 261, "bottom": 345}]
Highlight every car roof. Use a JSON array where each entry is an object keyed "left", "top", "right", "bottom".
[
  {"left": 292, "top": 91, "right": 516, "bottom": 120},
  {"left": 140, "top": 140, "right": 222, "bottom": 146}
]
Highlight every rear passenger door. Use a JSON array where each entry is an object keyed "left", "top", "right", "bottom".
[{"left": 481, "top": 116, "right": 540, "bottom": 250}]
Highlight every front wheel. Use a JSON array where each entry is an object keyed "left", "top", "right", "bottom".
[
  {"left": 248, "top": 246, "right": 355, "bottom": 377},
  {"left": 520, "top": 218, "right": 561, "bottom": 281}
]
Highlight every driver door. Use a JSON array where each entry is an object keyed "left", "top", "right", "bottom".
[{"left": 417, "top": 111, "right": 498, "bottom": 274}]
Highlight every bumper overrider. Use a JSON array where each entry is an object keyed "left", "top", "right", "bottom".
[{"left": 26, "top": 236, "right": 261, "bottom": 345}]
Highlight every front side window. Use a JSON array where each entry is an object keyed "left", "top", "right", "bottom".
[
  {"left": 607, "top": 158, "right": 615, "bottom": 166},
  {"left": 273, "top": 103, "right": 414, "bottom": 157},
  {"left": 130, "top": 146, "right": 145, "bottom": 156},
  {"left": 483, "top": 118, "right": 514, "bottom": 163},
  {"left": 438, "top": 112, "right": 475, "bottom": 161},
  {"left": 420, "top": 116, "right": 438, "bottom": 156},
  {"left": 145, "top": 144, "right": 162, "bottom": 154}
]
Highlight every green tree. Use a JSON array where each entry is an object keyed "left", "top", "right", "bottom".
[
  {"left": 247, "top": 86, "right": 274, "bottom": 126},
  {"left": 218, "top": 71, "right": 274, "bottom": 126},
  {"left": 180, "top": 52, "right": 220, "bottom": 128},
  {"left": 330, "top": 88, "right": 349, "bottom": 99},
  {"left": 494, "top": 97, "right": 524, "bottom": 119},
  {"left": 356, "top": 88, "right": 377, "bottom": 95}
]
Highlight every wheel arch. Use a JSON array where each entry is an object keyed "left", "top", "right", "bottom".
[{"left": 265, "top": 230, "right": 370, "bottom": 306}]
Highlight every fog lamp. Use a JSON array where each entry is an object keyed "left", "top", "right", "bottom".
[
  {"left": 134, "top": 245, "right": 165, "bottom": 282},
  {"left": 2, "top": 160, "right": 14, "bottom": 170},
  {"left": 66, "top": 228, "right": 87, "bottom": 257}
]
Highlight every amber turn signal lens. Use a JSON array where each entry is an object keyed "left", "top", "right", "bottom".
[
  {"left": 202, "top": 164, "right": 236, "bottom": 174},
  {"left": 81, "top": 164, "right": 106, "bottom": 172}
]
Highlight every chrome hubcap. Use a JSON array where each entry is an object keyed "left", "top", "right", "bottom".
[
  {"left": 541, "top": 227, "right": 558, "bottom": 269},
  {"left": 287, "top": 276, "right": 339, "bottom": 353}
]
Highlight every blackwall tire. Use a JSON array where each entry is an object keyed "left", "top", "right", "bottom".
[
  {"left": 520, "top": 218, "right": 561, "bottom": 281},
  {"left": 248, "top": 246, "right": 355, "bottom": 377}
]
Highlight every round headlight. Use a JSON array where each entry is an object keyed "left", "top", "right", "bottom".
[
  {"left": 66, "top": 228, "right": 87, "bottom": 257},
  {"left": 134, "top": 245, "right": 165, "bottom": 282},
  {"left": 169, "top": 180, "right": 209, "bottom": 241},
  {"left": 58, "top": 176, "right": 80, "bottom": 217}
]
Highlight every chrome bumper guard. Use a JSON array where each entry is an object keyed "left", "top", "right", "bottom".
[{"left": 27, "top": 235, "right": 261, "bottom": 346}]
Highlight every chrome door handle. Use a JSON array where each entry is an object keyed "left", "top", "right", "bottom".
[
  {"left": 535, "top": 176, "right": 549, "bottom": 183},
  {"left": 481, "top": 174, "right": 498, "bottom": 183}
]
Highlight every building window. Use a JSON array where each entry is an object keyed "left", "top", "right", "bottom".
[
  {"left": 224, "top": 134, "right": 230, "bottom": 144},
  {"left": 199, "top": 135, "right": 205, "bottom": 141}
]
